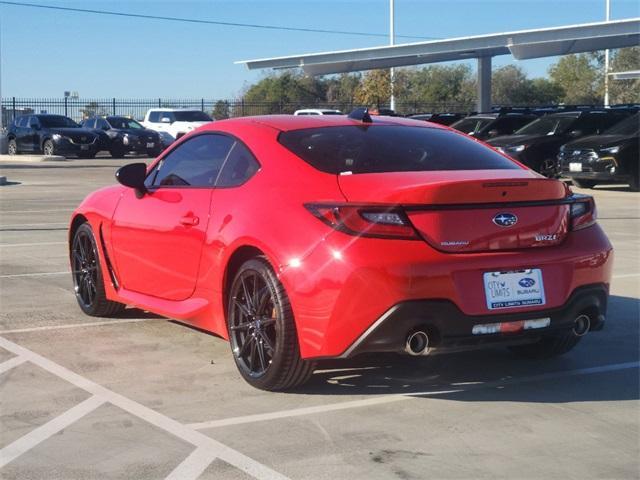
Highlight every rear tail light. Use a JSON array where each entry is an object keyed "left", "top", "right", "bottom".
[
  {"left": 570, "top": 195, "right": 597, "bottom": 230},
  {"left": 305, "top": 204, "right": 419, "bottom": 239}
]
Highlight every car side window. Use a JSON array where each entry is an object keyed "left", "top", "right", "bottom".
[
  {"left": 216, "top": 141, "right": 260, "bottom": 187},
  {"left": 148, "top": 111, "right": 160, "bottom": 123},
  {"left": 85, "top": 118, "right": 96, "bottom": 129},
  {"left": 148, "top": 134, "right": 235, "bottom": 188},
  {"left": 28, "top": 117, "right": 39, "bottom": 129},
  {"left": 97, "top": 119, "right": 109, "bottom": 130}
]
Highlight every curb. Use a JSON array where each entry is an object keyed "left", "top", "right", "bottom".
[{"left": 0, "top": 154, "right": 67, "bottom": 163}]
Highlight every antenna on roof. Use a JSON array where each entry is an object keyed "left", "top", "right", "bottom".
[{"left": 348, "top": 107, "right": 373, "bottom": 123}]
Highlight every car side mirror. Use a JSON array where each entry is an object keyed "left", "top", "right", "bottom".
[
  {"left": 160, "top": 117, "right": 172, "bottom": 124},
  {"left": 569, "top": 130, "right": 583, "bottom": 138},
  {"left": 116, "top": 162, "right": 148, "bottom": 198},
  {"left": 487, "top": 129, "right": 499, "bottom": 138}
]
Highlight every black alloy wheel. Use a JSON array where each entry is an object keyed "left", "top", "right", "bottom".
[
  {"left": 227, "top": 257, "right": 315, "bottom": 390},
  {"left": 71, "top": 223, "right": 124, "bottom": 316},
  {"left": 72, "top": 226, "right": 99, "bottom": 310}
]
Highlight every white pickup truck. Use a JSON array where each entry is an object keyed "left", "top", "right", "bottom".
[{"left": 141, "top": 108, "right": 213, "bottom": 145}]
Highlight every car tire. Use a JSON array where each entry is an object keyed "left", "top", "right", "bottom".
[
  {"left": 508, "top": 331, "right": 581, "bottom": 359},
  {"left": 539, "top": 159, "right": 559, "bottom": 178},
  {"left": 71, "top": 223, "right": 125, "bottom": 317},
  {"left": 110, "top": 147, "right": 126, "bottom": 158},
  {"left": 7, "top": 138, "right": 18, "bottom": 155},
  {"left": 629, "top": 170, "right": 639, "bottom": 192},
  {"left": 227, "top": 256, "right": 315, "bottom": 391},
  {"left": 43, "top": 139, "right": 55, "bottom": 156},
  {"left": 572, "top": 179, "right": 597, "bottom": 189}
]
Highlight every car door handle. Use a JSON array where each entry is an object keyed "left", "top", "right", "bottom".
[{"left": 180, "top": 215, "right": 200, "bottom": 226}]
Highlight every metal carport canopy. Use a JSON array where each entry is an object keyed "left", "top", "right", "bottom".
[{"left": 236, "top": 18, "right": 640, "bottom": 110}]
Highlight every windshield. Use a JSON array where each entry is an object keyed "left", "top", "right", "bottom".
[
  {"left": 279, "top": 125, "right": 519, "bottom": 174},
  {"left": 173, "top": 111, "right": 212, "bottom": 122},
  {"left": 108, "top": 117, "right": 144, "bottom": 129},
  {"left": 451, "top": 118, "right": 493, "bottom": 134},
  {"left": 38, "top": 116, "right": 79, "bottom": 128},
  {"left": 603, "top": 113, "right": 639, "bottom": 136},
  {"left": 515, "top": 115, "right": 577, "bottom": 136}
]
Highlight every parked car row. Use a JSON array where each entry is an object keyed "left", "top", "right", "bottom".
[
  {"left": 409, "top": 106, "right": 638, "bottom": 190},
  {"left": 6, "top": 108, "right": 214, "bottom": 158}
]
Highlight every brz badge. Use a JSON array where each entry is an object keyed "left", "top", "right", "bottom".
[
  {"left": 535, "top": 234, "right": 558, "bottom": 241},
  {"left": 493, "top": 213, "right": 518, "bottom": 227}
]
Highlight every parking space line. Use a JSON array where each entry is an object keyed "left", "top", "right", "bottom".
[
  {"left": 188, "top": 361, "right": 639, "bottom": 430},
  {"left": 0, "top": 318, "right": 159, "bottom": 335},
  {"left": 0, "top": 242, "right": 67, "bottom": 248},
  {"left": 0, "top": 209, "right": 73, "bottom": 214},
  {"left": 0, "top": 356, "right": 27, "bottom": 374},
  {"left": 0, "top": 271, "right": 68, "bottom": 278},
  {"left": 0, "top": 395, "right": 106, "bottom": 469},
  {"left": 612, "top": 273, "right": 640, "bottom": 279},
  {"left": 165, "top": 445, "right": 219, "bottom": 480},
  {"left": 0, "top": 337, "right": 288, "bottom": 480},
  {"left": 0, "top": 223, "right": 68, "bottom": 228}
]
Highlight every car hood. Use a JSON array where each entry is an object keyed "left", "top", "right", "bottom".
[
  {"left": 562, "top": 134, "right": 635, "bottom": 150},
  {"left": 49, "top": 127, "right": 97, "bottom": 137},
  {"left": 112, "top": 128, "right": 158, "bottom": 136},
  {"left": 487, "top": 133, "right": 552, "bottom": 147}
]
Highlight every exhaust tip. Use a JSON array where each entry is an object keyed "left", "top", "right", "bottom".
[
  {"left": 573, "top": 314, "right": 591, "bottom": 337},
  {"left": 405, "top": 330, "right": 430, "bottom": 356}
]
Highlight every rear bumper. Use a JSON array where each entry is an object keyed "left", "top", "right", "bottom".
[
  {"left": 283, "top": 223, "right": 613, "bottom": 359},
  {"left": 338, "top": 284, "right": 608, "bottom": 358}
]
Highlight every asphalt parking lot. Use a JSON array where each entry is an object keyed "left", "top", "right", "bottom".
[{"left": 0, "top": 158, "right": 638, "bottom": 480}]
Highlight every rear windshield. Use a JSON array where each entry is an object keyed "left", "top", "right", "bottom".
[
  {"left": 278, "top": 125, "right": 519, "bottom": 174},
  {"left": 173, "top": 111, "right": 212, "bottom": 122},
  {"left": 603, "top": 113, "right": 639, "bottom": 136},
  {"left": 451, "top": 117, "right": 493, "bottom": 134}
]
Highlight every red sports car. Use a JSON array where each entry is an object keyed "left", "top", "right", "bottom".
[{"left": 69, "top": 109, "right": 613, "bottom": 390}]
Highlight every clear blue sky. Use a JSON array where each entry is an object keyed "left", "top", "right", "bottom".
[{"left": 1, "top": 0, "right": 638, "bottom": 98}]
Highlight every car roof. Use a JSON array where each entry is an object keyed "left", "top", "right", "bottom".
[
  {"left": 199, "top": 114, "right": 447, "bottom": 132},
  {"left": 295, "top": 109, "right": 341, "bottom": 113},
  {"left": 148, "top": 108, "right": 203, "bottom": 112}
]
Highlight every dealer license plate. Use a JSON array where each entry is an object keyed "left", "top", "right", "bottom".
[
  {"left": 569, "top": 162, "right": 582, "bottom": 172},
  {"left": 146, "top": 142, "right": 155, "bottom": 148},
  {"left": 80, "top": 145, "right": 89, "bottom": 151},
  {"left": 483, "top": 269, "right": 545, "bottom": 310}
]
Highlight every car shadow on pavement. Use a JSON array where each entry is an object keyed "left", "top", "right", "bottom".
[
  {"left": 297, "top": 295, "right": 639, "bottom": 403},
  {"left": 114, "top": 307, "right": 165, "bottom": 319}
]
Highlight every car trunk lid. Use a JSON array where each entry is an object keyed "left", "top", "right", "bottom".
[{"left": 337, "top": 170, "right": 571, "bottom": 252}]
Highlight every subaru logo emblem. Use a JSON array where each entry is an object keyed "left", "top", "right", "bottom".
[
  {"left": 493, "top": 213, "right": 518, "bottom": 227},
  {"left": 518, "top": 277, "right": 536, "bottom": 288}
]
